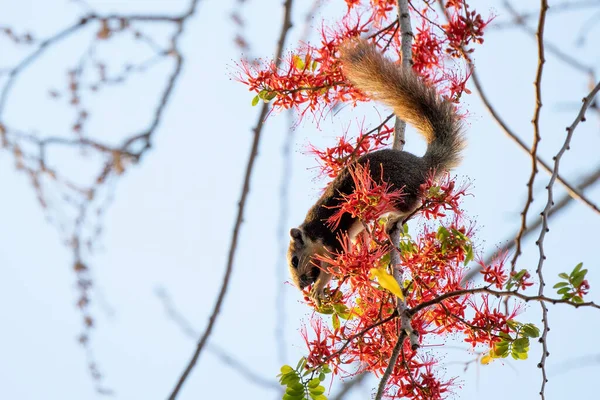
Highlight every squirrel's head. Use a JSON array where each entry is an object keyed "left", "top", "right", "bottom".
[{"left": 287, "top": 227, "right": 326, "bottom": 290}]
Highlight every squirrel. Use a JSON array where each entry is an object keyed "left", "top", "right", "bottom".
[{"left": 287, "top": 39, "right": 465, "bottom": 304}]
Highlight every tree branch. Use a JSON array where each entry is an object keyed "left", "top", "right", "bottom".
[
  {"left": 374, "top": 331, "right": 407, "bottom": 400},
  {"left": 534, "top": 75, "right": 600, "bottom": 399},
  {"left": 408, "top": 287, "right": 600, "bottom": 317},
  {"left": 166, "top": 1, "right": 295, "bottom": 398}
]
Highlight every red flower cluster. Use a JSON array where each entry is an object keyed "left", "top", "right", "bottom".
[
  {"left": 310, "top": 123, "right": 393, "bottom": 178},
  {"left": 296, "top": 173, "right": 531, "bottom": 399},
  {"left": 419, "top": 172, "right": 470, "bottom": 219},
  {"left": 237, "top": 15, "right": 370, "bottom": 118},
  {"left": 327, "top": 161, "right": 404, "bottom": 230}
]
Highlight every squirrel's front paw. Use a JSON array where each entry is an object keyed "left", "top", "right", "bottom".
[{"left": 309, "top": 286, "right": 324, "bottom": 307}]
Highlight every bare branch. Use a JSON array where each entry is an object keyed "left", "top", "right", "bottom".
[
  {"left": 166, "top": 1, "right": 296, "bottom": 398},
  {"left": 155, "top": 288, "right": 280, "bottom": 391},
  {"left": 409, "top": 287, "right": 600, "bottom": 317},
  {"left": 534, "top": 76, "right": 600, "bottom": 399},
  {"left": 374, "top": 332, "right": 407, "bottom": 400},
  {"left": 511, "top": 0, "right": 548, "bottom": 274}
]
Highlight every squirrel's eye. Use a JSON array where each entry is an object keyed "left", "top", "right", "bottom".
[{"left": 291, "top": 256, "right": 299, "bottom": 268}]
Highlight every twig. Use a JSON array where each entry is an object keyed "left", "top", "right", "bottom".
[
  {"left": 534, "top": 77, "right": 600, "bottom": 400},
  {"left": 510, "top": 0, "right": 548, "bottom": 276},
  {"left": 155, "top": 288, "right": 280, "bottom": 391},
  {"left": 467, "top": 55, "right": 600, "bottom": 215},
  {"left": 166, "top": 1, "right": 295, "bottom": 398},
  {"left": 374, "top": 332, "right": 407, "bottom": 400},
  {"left": 408, "top": 287, "right": 600, "bottom": 316}
]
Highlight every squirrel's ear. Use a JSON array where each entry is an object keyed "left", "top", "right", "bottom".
[{"left": 290, "top": 228, "right": 304, "bottom": 245}]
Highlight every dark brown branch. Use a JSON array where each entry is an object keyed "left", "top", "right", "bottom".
[
  {"left": 534, "top": 77, "right": 600, "bottom": 399},
  {"left": 374, "top": 332, "right": 407, "bottom": 400},
  {"left": 166, "top": 1, "right": 295, "bottom": 398},
  {"left": 511, "top": 0, "right": 548, "bottom": 275},
  {"left": 408, "top": 287, "right": 600, "bottom": 317}
]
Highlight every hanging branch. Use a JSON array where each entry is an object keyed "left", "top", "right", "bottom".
[{"left": 166, "top": 1, "right": 295, "bottom": 398}]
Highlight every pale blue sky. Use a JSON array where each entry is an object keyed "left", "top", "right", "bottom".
[{"left": 1, "top": 1, "right": 599, "bottom": 399}]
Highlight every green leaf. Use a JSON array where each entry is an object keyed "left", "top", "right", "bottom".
[
  {"left": 572, "top": 270, "right": 588, "bottom": 287},
  {"left": 283, "top": 393, "right": 303, "bottom": 400},
  {"left": 292, "top": 55, "right": 305, "bottom": 70},
  {"left": 309, "top": 386, "right": 326, "bottom": 395},
  {"left": 321, "top": 365, "right": 331, "bottom": 374},
  {"left": 557, "top": 287, "right": 570, "bottom": 295},
  {"left": 307, "top": 378, "right": 320, "bottom": 389},
  {"left": 511, "top": 349, "right": 528, "bottom": 360},
  {"left": 296, "top": 357, "right": 307, "bottom": 371},
  {"left": 493, "top": 345, "right": 510, "bottom": 358},
  {"left": 521, "top": 324, "right": 540, "bottom": 338},
  {"left": 280, "top": 373, "right": 300, "bottom": 386},
  {"left": 558, "top": 272, "right": 570, "bottom": 280},
  {"left": 506, "top": 320, "right": 520, "bottom": 330},
  {"left": 513, "top": 337, "right": 530, "bottom": 351},
  {"left": 286, "top": 386, "right": 305, "bottom": 397},
  {"left": 378, "top": 253, "right": 391, "bottom": 268},
  {"left": 333, "top": 303, "right": 349, "bottom": 316},
  {"left": 513, "top": 270, "right": 527, "bottom": 280},
  {"left": 258, "top": 89, "right": 268, "bottom": 100},
  {"left": 553, "top": 282, "right": 569, "bottom": 288},
  {"left": 571, "top": 262, "right": 583, "bottom": 277},
  {"left": 318, "top": 372, "right": 326, "bottom": 382},
  {"left": 464, "top": 245, "right": 474, "bottom": 266},
  {"left": 332, "top": 314, "right": 340, "bottom": 330},
  {"left": 251, "top": 95, "right": 260, "bottom": 106},
  {"left": 571, "top": 295, "right": 584, "bottom": 304},
  {"left": 317, "top": 305, "right": 335, "bottom": 315},
  {"left": 264, "top": 91, "right": 277, "bottom": 101},
  {"left": 281, "top": 365, "right": 294, "bottom": 375}
]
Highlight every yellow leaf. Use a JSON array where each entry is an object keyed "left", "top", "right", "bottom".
[
  {"left": 370, "top": 268, "right": 404, "bottom": 300},
  {"left": 480, "top": 354, "right": 493, "bottom": 365}
]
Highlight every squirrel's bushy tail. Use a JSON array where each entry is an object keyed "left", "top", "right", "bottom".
[{"left": 338, "top": 39, "right": 465, "bottom": 173}]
